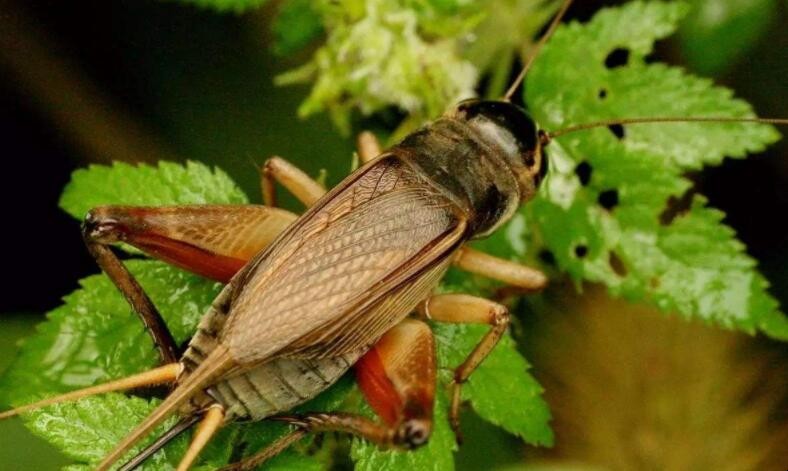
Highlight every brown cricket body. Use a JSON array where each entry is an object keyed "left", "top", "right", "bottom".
[
  {"left": 33, "top": 96, "right": 551, "bottom": 471},
  {"left": 175, "top": 99, "right": 546, "bottom": 422}
]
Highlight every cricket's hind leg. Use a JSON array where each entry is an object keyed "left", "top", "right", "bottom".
[
  {"left": 82, "top": 204, "right": 298, "bottom": 361},
  {"left": 220, "top": 318, "right": 437, "bottom": 471},
  {"left": 1, "top": 203, "right": 296, "bottom": 457}
]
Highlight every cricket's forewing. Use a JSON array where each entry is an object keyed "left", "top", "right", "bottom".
[{"left": 219, "top": 155, "right": 468, "bottom": 368}]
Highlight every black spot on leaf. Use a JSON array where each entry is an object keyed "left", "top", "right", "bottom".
[
  {"left": 539, "top": 249, "right": 556, "bottom": 266},
  {"left": 659, "top": 190, "right": 695, "bottom": 226},
  {"left": 604, "top": 48, "right": 630, "bottom": 68},
  {"left": 598, "top": 189, "right": 619, "bottom": 210},
  {"left": 608, "top": 124, "right": 625, "bottom": 139},
  {"left": 575, "top": 161, "right": 593, "bottom": 186},
  {"left": 574, "top": 244, "right": 588, "bottom": 258}
]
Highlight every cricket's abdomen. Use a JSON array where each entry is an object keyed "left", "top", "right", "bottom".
[
  {"left": 212, "top": 353, "right": 363, "bottom": 420},
  {"left": 180, "top": 294, "right": 363, "bottom": 420}
]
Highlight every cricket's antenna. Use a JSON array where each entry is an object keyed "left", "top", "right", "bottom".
[
  {"left": 547, "top": 116, "right": 788, "bottom": 140},
  {"left": 502, "top": 0, "right": 574, "bottom": 102}
]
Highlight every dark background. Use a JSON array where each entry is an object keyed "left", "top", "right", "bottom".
[{"left": 2, "top": 0, "right": 786, "bottom": 314}]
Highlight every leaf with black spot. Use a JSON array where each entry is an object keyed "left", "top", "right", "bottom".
[{"left": 518, "top": 1, "right": 787, "bottom": 339}]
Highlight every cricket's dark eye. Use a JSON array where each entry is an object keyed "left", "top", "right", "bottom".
[{"left": 455, "top": 99, "right": 540, "bottom": 162}]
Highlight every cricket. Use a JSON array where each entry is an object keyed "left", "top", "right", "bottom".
[{"left": 2, "top": 0, "right": 787, "bottom": 470}]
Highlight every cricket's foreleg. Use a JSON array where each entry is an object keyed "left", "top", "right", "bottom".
[
  {"left": 261, "top": 156, "right": 326, "bottom": 208},
  {"left": 221, "top": 319, "right": 436, "bottom": 471},
  {"left": 453, "top": 246, "right": 548, "bottom": 291},
  {"left": 83, "top": 205, "right": 298, "bottom": 362},
  {"left": 417, "top": 294, "right": 510, "bottom": 440},
  {"left": 357, "top": 131, "right": 382, "bottom": 163}
]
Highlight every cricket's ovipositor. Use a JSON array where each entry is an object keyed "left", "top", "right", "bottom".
[{"left": 2, "top": 1, "right": 787, "bottom": 470}]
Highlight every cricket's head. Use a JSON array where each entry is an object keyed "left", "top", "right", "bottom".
[{"left": 451, "top": 99, "right": 548, "bottom": 203}]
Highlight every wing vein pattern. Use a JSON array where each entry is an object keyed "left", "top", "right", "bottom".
[{"left": 219, "top": 156, "right": 465, "bottom": 367}]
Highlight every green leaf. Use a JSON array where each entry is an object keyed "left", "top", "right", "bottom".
[
  {"left": 22, "top": 393, "right": 238, "bottom": 470},
  {"left": 264, "top": 451, "right": 325, "bottom": 471},
  {"left": 0, "top": 262, "right": 227, "bottom": 468},
  {"left": 629, "top": 196, "right": 788, "bottom": 337},
  {"left": 59, "top": 161, "right": 247, "bottom": 220},
  {"left": 679, "top": 0, "right": 777, "bottom": 74},
  {"left": 0, "top": 261, "right": 221, "bottom": 403},
  {"left": 22, "top": 394, "right": 187, "bottom": 469},
  {"left": 524, "top": 1, "right": 786, "bottom": 339},
  {"left": 272, "top": 0, "right": 324, "bottom": 56},
  {"left": 351, "top": 392, "right": 456, "bottom": 471},
  {"left": 434, "top": 324, "right": 553, "bottom": 446},
  {"left": 174, "top": 0, "right": 268, "bottom": 13}
]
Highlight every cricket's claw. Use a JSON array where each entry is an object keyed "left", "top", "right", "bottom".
[
  {"left": 272, "top": 414, "right": 310, "bottom": 429},
  {"left": 448, "top": 379, "right": 465, "bottom": 445},
  {"left": 450, "top": 419, "right": 464, "bottom": 446}
]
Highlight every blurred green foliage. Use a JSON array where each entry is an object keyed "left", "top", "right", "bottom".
[
  {"left": 271, "top": 0, "right": 560, "bottom": 136},
  {"left": 678, "top": 0, "right": 777, "bottom": 74},
  {"left": 178, "top": 0, "right": 269, "bottom": 13},
  {"left": 523, "top": 1, "right": 786, "bottom": 339},
  {"left": 275, "top": 0, "right": 480, "bottom": 134}
]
